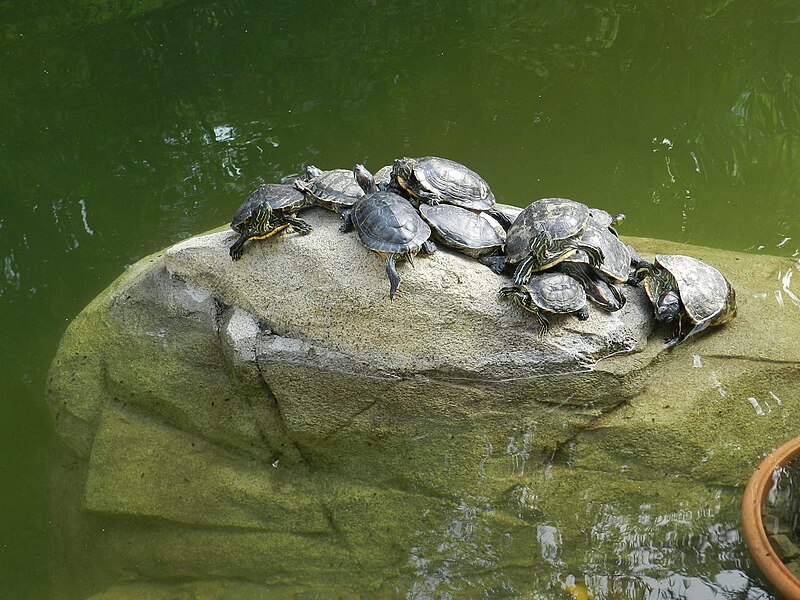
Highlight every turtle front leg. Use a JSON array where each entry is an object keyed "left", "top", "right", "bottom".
[
  {"left": 416, "top": 188, "right": 443, "bottom": 205},
  {"left": 513, "top": 254, "right": 538, "bottom": 286},
  {"left": 666, "top": 314, "right": 707, "bottom": 348},
  {"left": 608, "top": 282, "right": 626, "bottom": 309},
  {"left": 284, "top": 215, "right": 313, "bottom": 235},
  {"left": 576, "top": 306, "right": 590, "bottom": 321},
  {"left": 421, "top": 240, "right": 437, "bottom": 255},
  {"left": 384, "top": 253, "right": 402, "bottom": 300},
  {"left": 229, "top": 234, "right": 248, "bottom": 261},
  {"left": 571, "top": 239, "right": 604, "bottom": 268},
  {"left": 480, "top": 255, "right": 508, "bottom": 275},
  {"left": 339, "top": 209, "right": 355, "bottom": 233},
  {"left": 533, "top": 308, "right": 550, "bottom": 337},
  {"left": 628, "top": 261, "right": 655, "bottom": 286}
]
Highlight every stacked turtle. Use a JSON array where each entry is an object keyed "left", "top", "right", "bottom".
[{"left": 227, "top": 155, "right": 737, "bottom": 346}]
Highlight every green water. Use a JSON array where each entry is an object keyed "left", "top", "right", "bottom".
[{"left": 2, "top": 0, "right": 799, "bottom": 597}]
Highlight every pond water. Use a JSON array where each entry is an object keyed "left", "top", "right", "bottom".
[{"left": 2, "top": 0, "right": 799, "bottom": 597}]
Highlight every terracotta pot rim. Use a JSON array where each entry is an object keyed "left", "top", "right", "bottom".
[{"left": 742, "top": 435, "right": 800, "bottom": 598}]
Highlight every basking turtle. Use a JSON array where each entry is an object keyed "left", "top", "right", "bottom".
[
  {"left": 294, "top": 166, "right": 364, "bottom": 213},
  {"left": 558, "top": 228, "right": 628, "bottom": 313},
  {"left": 498, "top": 272, "right": 589, "bottom": 337},
  {"left": 578, "top": 224, "right": 631, "bottom": 284},
  {"left": 492, "top": 198, "right": 603, "bottom": 285},
  {"left": 342, "top": 164, "right": 434, "bottom": 299},
  {"left": 634, "top": 254, "right": 737, "bottom": 346},
  {"left": 419, "top": 204, "right": 504, "bottom": 258},
  {"left": 390, "top": 156, "right": 496, "bottom": 211},
  {"left": 588, "top": 208, "right": 625, "bottom": 235},
  {"left": 229, "top": 183, "right": 312, "bottom": 260}
]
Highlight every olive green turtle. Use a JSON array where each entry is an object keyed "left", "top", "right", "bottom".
[
  {"left": 228, "top": 183, "right": 312, "bottom": 260},
  {"left": 342, "top": 164, "right": 435, "bottom": 299},
  {"left": 390, "top": 156, "right": 496, "bottom": 210},
  {"left": 419, "top": 204, "right": 504, "bottom": 258},
  {"left": 488, "top": 198, "right": 603, "bottom": 285},
  {"left": 498, "top": 272, "right": 589, "bottom": 337},
  {"left": 294, "top": 166, "right": 364, "bottom": 214},
  {"left": 633, "top": 254, "right": 737, "bottom": 346}
]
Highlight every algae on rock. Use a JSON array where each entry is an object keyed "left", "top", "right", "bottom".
[{"left": 46, "top": 208, "right": 800, "bottom": 598}]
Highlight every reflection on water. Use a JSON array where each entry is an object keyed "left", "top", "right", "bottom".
[{"left": 763, "top": 458, "right": 800, "bottom": 581}]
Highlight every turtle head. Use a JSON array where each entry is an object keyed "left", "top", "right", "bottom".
[
  {"left": 305, "top": 164, "right": 324, "bottom": 179},
  {"left": 230, "top": 199, "right": 272, "bottom": 238},
  {"left": 390, "top": 157, "right": 415, "bottom": 191},
  {"left": 655, "top": 290, "right": 682, "bottom": 322},
  {"left": 354, "top": 164, "right": 377, "bottom": 195},
  {"left": 497, "top": 284, "right": 532, "bottom": 309}
]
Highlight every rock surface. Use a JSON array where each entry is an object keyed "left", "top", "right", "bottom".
[{"left": 47, "top": 207, "right": 800, "bottom": 598}]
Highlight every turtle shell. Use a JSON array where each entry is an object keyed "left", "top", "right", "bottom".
[
  {"left": 504, "top": 198, "right": 589, "bottom": 264},
  {"left": 527, "top": 272, "right": 587, "bottom": 314},
  {"left": 419, "top": 204, "right": 503, "bottom": 257},
  {"left": 230, "top": 183, "right": 306, "bottom": 229},
  {"left": 295, "top": 168, "right": 364, "bottom": 209},
  {"left": 558, "top": 261, "right": 626, "bottom": 311},
  {"left": 352, "top": 191, "right": 431, "bottom": 254},
  {"left": 577, "top": 225, "right": 631, "bottom": 283},
  {"left": 374, "top": 165, "right": 393, "bottom": 188},
  {"left": 654, "top": 255, "right": 736, "bottom": 325},
  {"left": 392, "top": 156, "right": 496, "bottom": 211}
]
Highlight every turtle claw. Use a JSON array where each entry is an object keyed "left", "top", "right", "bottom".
[
  {"left": 285, "top": 216, "right": 313, "bottom": 235},
  {"left": 229, "top": 234, "right": 247, "bottom": 261}
]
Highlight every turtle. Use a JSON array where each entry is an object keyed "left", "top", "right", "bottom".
[
  {"left": 498, "top": 272, "right": 589, "bottom": 337},
  {"left": 294, "top": 166, "right": 364, "bottom": 214},
  {"left": 342, "top": 164, "right": 435, "bottom": 299},
  {"left": 576, "top": 224, "right": 631, "bottom": 284},
  {"left": 228, "top": 183, "right": 312, "bottom": 260},
  {"left": 633, "top": 254, "right": 737, "bottom": 346},
  {"left": 390, "top": 156, "right": 496, "bottom": 211},
  {"left": 419, "top": 203, "right": 504, "bottom": 258},
  {"left": 557, "top": 224, "right": 630, "bottom": 313},
  {"left": 490, "top": 198, "right": 603, "bottom": 285},
  {"left": 588, "top": 207, "right": 626, "bottom": 235}
]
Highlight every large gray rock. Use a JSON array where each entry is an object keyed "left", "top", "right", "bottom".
[{"left": 46, "top": 207, "right": 800, "bottom": 599}]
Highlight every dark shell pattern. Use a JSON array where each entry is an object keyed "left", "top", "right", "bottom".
[
  {"left": 528, "top": 198, "right": 590, "bottom": 240},
  {"left": 655, "top": 254, "right": 736, "bottom": 324},
  {"left": 419, "top": 204, "right": 503, "bottom": 254},
  {"left": 297, "top": 168, "right": 364, "bottom": 208},
  {"left": 504, "top": 198, "right": 589, "bottom": 263},
  {"left": 578, "top": 225, "right": 631, "bottom": 283},
  {"left": 231, "top": 183, "right": 306, "bottom": 227},
  {"left": 408, "top": 156, "right": 496, "bottom": 211},
  {"left": 527, "top": 272, "right": 587, "bottom": 314},
  {"left": 352, "top": 191, "right": 431, "bottom": 254},
  {"left": 226, "top": 156, "right": 737, "bottom": 342}
]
